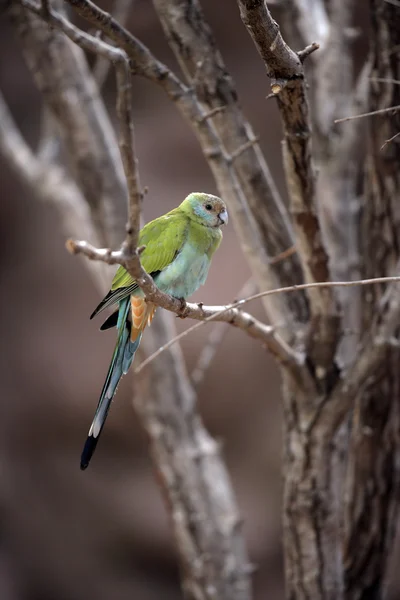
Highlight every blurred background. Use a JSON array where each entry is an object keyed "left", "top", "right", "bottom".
[{"left": 0, "top": 1, "right": 398, "bottom": 599}]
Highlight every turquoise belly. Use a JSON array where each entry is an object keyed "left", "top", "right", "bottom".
[{"left": 154, "top": 243, "right": 211, "bottom": 299}]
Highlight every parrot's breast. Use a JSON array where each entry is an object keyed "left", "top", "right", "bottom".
[{"left": 154, "top": 240, "right": 211, "bottom": 299}]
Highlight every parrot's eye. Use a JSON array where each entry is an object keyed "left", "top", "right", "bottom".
[{"left": 205, "top": 203, "right": 212, "bottom": 211}]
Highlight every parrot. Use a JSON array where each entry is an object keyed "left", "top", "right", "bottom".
[{"left": 80, "top": 192, "right": 228, "bottom": 470}]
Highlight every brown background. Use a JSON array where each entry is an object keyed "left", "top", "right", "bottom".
[{"left": 0, "top": 2, "right": 398, "bottom": 599}]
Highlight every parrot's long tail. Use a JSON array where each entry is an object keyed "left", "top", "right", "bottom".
[{"left": 80, "top": 296, "right": 155, "bottom": 470}]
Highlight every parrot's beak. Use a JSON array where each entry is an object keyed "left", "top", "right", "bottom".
[{"left": 218, "top": 209, "right": 228, "bottom": 225}]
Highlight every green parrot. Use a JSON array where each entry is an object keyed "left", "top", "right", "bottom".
[{"left": 81, "top": 192, "right": 228, "bottom": 469}]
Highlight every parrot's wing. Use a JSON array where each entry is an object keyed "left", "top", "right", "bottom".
[{"left": 90, "top": 211, "right": 188, "bottom": 319}]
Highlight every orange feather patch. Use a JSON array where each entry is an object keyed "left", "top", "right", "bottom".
[{"left": 130, "top": 297, "right": 156, "bottom": 341}]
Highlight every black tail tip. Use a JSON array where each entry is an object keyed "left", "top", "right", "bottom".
[{"left": 80, "top": 435, "right": 98, "bottom": 471}]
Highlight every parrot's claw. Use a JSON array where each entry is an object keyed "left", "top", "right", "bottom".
[{"left": 176, "top": 297, "right": 189, "bottom": 319}]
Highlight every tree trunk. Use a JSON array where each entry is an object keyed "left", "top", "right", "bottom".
[{"left": 282, "top": 2, "right": 400, "bottom": 598}]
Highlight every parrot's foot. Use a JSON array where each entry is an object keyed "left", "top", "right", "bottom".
[{"left": 176, "top": 297, "right": 189, "bottom": 319}]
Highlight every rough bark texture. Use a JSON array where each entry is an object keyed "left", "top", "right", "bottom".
[
  {"left": 343, "top": 2, "right": 400, "bottom": 598},
  {"left": 282, "top": 376, "right": 345, "bottom": 600},
  {"left": 238, "top": 2, "right": 400, "bottom": 599}
]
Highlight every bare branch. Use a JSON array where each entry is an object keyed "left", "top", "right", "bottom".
[
  {"left": 381, "top": 130, "right": 400, "bottom": 148},
  {"left": 237, "top": 0, "right": 339, "bottom": 372},
  {"left": 334, "top": 104, "right": 400, "bottom": 123},
  {"left": 135, "top": 306, "right": 299, "bottom": 375},
  {"left": 157, "top": 280, "right": 253, "bottom": 387},
  {"left": 191, "top": 322, "right": 228, "bottom": 387},
  {"left": 370, "top": 76, "right": 400, "bottom": 85},
  {"left": 297, "top": 42, "right": 320, "bottom": 62},
  {"left": 68, "top": 234, "right": 400, "bottom": 377}
]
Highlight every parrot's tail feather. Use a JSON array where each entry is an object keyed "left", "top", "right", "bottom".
[
  {"left": 80, "top": 435, "right": 99, "bottom": 470},
  {"left": 100, "top": 311, "right": 119, "bottom": 331},
  {"left": 90, "top": 283, "right": 138, "bottom": 319},
  {"left": 80, "top": 297, "right": 142, "bottom": 470}
]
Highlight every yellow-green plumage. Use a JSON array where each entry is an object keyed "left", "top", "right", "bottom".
[{"left": 81, "top": 193, "right": 228, "bottom": 470}]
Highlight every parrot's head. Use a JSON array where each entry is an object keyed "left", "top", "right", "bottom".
[{"left": 182, "top": 193, "right": 228, "bottom": 228}]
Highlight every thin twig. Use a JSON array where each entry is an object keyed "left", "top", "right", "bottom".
[
  {"left": 297, "top": 42, "right": 320, "bottom": 62},
  {"left": 196, "top": 105, "right": 227, "bottom": 123},
  {"left": 269, "top": 245, "right": 297, "bottom": 265},
  {"left": 383, "top": 0, "right": 400, "bottom": 7},
  {"left": 189, "top": 279, "right": 256, "bottom": 387},
  {"left": 191, "top": 322, "right": 228, "bottom": 387},
  {"left": 370, "top": 77, "right": 400, "bottom": 85},
  {"left": 380, "top": 131, "right": 400, "bottom": 149},
  {"left": 334, "top": 105, "right": 400, "bottom": 123}
]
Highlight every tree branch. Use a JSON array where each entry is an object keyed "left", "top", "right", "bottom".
[
  {"left": 237, "top": 0, "right": 339, "bottom": 374},
  {"left": 334, "top": 104, "right": 400, "bottom": 123},
  {"left": 190, "top": 279, "right": 256, "bottom": 387},
  {"left": 67, "top": 235, "right": 400, "bottom": 379}
]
